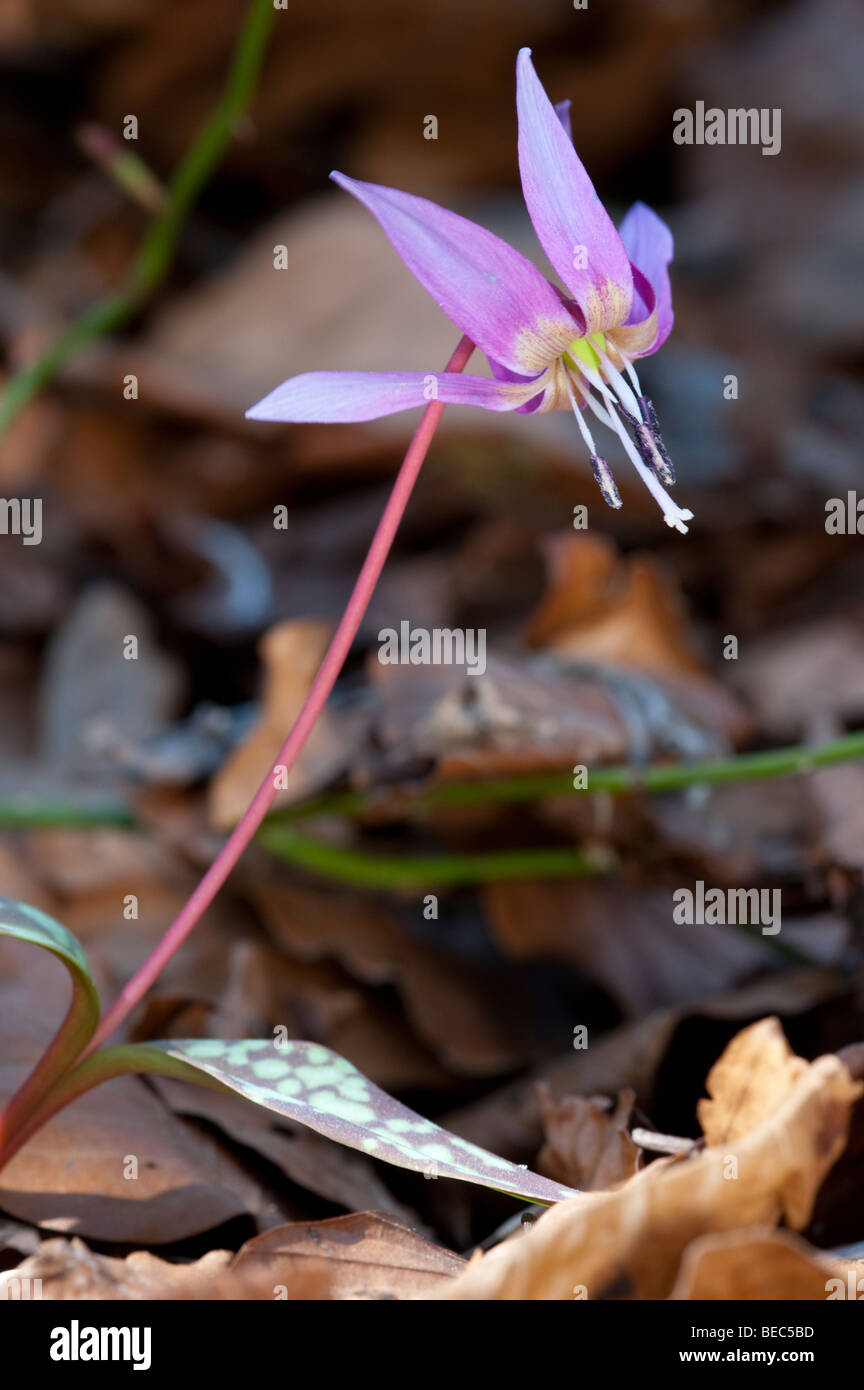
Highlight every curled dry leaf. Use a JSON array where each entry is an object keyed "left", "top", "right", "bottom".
[
  {"left": 437, "top": 968, "right": 842, "bottom": 1170},
  {"left": 669, "top": 1227, "right": 864, "bottom": 1301},
  {"left": 697, "top": 1016, "right": 809, "bottom": 1147},
  {"left": 0, "top": 1214, "right": 463, "bottom": 1301},
  {"left": 520, "top": 534, "right": 748, "bottom": 755},
  {"left": 537, "top": 1087, "right": 642, "bottom": 1192},
  {"left": 228, "top": 1212, "right": 465, "bottom": 1300},
  {"left": 437, "top": 1020, "right": 860, "bottom": 1299}
]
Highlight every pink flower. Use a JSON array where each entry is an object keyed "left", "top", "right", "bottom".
[{"left": 248, "top": 49, "right": 691, "bottom": 532}]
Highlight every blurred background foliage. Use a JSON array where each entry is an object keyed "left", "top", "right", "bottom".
[{"left": 1, "top": 0, "right": 864, "bottom": 1256}]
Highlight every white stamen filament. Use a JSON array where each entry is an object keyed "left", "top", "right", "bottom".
[
  {"left": 570, "top": 353, "right": 640, "bottom": 422},
  {"left": 564, "top": 379, "right": 599, "bottom": 454},
  {"left": 579, "top": 381, "right": 693, "bottom": 534},
  {"left": 596, "top": 353, "right": 641, "bottom": 420},
  {"left": 624, "top": 358, "right": 644, "bottom": 402},
  {"left": 564, "top": 359, "right": 693, "bottom": 533},
  {"left": 571, "top": 356, "right": 615, "bottom": 405}
]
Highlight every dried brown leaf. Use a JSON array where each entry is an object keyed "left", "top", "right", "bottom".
[
  {"left": 669, "top": 1227, "right": 864, "bottom": 1301},
  {"left": 537, "top": 1087, "right": 641, "bottom": 1192},
  {"left": 230, "top": 1211, "right": 464, "bottom": 1300},
  {"left": 697, "top": 1017, "right": 809, "bottom": 1147},
  {"left": 439, "top": 1023, "right": 860, "bottom": 1299},
  {"left": 0, "top": 1239, "right": 232, "bottom": 1300},
  {"left": 523, "top": 534, "right": 705, "bottom": 680}
]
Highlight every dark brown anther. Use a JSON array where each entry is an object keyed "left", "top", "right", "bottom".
[
  {"left": 639, "top": 396, "right": 675, "bottom": 485},
  {"left": 591, "top": 455, "right": 622, "bottom": 509},
  {"left": 616, "top": 401, "right": 675, "bottom": 488}
]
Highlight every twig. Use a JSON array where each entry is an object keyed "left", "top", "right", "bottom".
[
  {"left": 631, "top": 1128, "right": 700, "bottom": 1156},
  {"left": 0, "top": 0, "right": 276, "bottom": 439},
  {"left": 77, "top": 124, "right": 167, "bottom": 213}
]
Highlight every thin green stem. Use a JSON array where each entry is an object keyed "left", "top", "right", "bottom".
[
  {"left": 0, "top": 731, "right": 862, "bottom": 833},
  {"left": 0, "top": 0, "right": 275, "bottom": 439},
  {"left": 129, "top": 0, "right": 274, "bottom": 298},
  {"left": 259, "top": 832, "right": 822, "bottom": 974},
  {"left": 259, "top": 826, "right": 608, "bottom": 888},
  {"left": 277, "top": 731, "right": 864, "bottom": 822},
  {"left": 254, "top": 829, "right": 851, "bottom": 973}
]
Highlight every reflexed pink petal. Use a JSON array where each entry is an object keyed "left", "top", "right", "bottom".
[
  {"left": 488, "top": 357, "right": 547, "bottom": 413},
  {"left": 610, "top": 265, "right": 659, "bottom": 357},
  {"left": 516, "top": 49, "right": 633, "bottom": 334},
  {"left": 246, "top": 369, "right": 542, "bottom": 423},
  {"left": 331, "top": 172, "right": 578, "bottom": 375},
  {"left": 618, "top": 200, "right": 674, "bottom": 353},
  {"left": 554, "top": 98, "right": 572, "bottom": 141}
]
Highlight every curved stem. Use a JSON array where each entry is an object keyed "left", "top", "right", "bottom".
[
  {"left": 0, "top": 972, "right": 98, "bottom": 1155},
  {"left": 0, "top": 1045, "right": 226, "bottom": 1173},
  {"left": 84, "top": 335, "right": 474, "bottom": 1056}
]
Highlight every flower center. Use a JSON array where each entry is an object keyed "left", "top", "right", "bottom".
[{"left": 563, "top": 332, "right": 606, "bottom": 373}]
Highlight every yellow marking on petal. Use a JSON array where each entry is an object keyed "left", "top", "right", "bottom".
[
  {"left": 581, "top": 281, "right": 632, "bottom": 336},
  {"left": 513, "top": 315, "right": 580, "bottom": 375},
  {"left": 608, "top": 308, "right": 659, "bottom": 358},
  {"left": 535, "top": 359, "right": 580, "bottom": 413}
]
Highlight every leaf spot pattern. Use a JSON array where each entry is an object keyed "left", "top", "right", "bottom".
[{"left": 154, "top": 1038, "right": 578, "bottom": 1205}]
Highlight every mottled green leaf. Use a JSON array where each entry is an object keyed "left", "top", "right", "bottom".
[
  {"left": 151, "top": 1037, "right": 579, "bottom": 1205},
  {"left": 0, "top": 898, "right": 577, "bottom": 1204}
]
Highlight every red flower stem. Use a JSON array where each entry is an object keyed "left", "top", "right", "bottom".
[{"left": 84, "top": 335, "right": 474, "bottom": 1058}]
